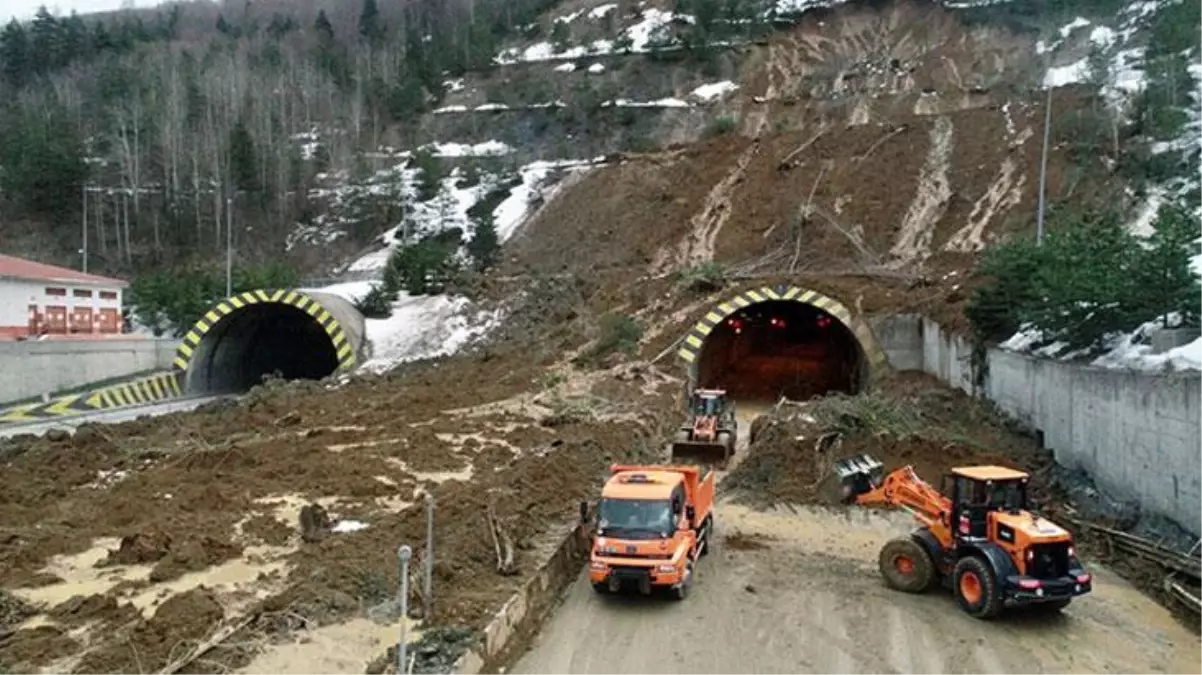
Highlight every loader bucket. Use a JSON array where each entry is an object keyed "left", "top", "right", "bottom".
[
  {"left": 671, "top": 436, "right": 733, "bottom": 469},
  {"left": 833, "top": 453, "right": 885, "bottom": 503}
]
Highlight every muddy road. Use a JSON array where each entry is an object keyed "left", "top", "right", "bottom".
[{"left": 513, "top": 504, "right": 1201, "bottom": 675}]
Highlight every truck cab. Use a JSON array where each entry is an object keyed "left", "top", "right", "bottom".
[{"left": 583, "top": 464, "right": 715, "bottom": 600}]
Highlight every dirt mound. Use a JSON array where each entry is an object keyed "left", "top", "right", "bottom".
[
  {"left": 725, "top": 379, "right": 1040, "bottom": 507},
  {"left": 0, "top": 625, "right": 80, "bottom": 670},
  {"left": 101, "top": 531, "right": 173, "bottom": 566},
  {"left": 149, "top": 536, "right": 244, "bottom": 582},
  {"left": 74, "top": 587, "right": 226, "bottom": 674},
  {"left": 242, "top": 515, "right": 293, "bottom": 547},
  {"left": 0, "top": 589, "right": 36, "bottom": 630},
  {"left": 50, "top": 593, "right": 139, "bottom": 627}
]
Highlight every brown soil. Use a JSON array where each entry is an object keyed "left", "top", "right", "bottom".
[
  {"left": 724, "top": 372, "right": 1046, "bottom": 507},
  {"left": 724, "top": 531, "right": 773, "bottom": 551},
  {"left": 74, "top": 587, "right": 226, "bottom": 674},
  {"left": 241, "top": 515, "right": 294, "bottom": 547}
]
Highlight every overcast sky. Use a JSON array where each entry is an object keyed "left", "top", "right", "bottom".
[{"left": 7, "top": 0, "right": 159, "bottom": 22}]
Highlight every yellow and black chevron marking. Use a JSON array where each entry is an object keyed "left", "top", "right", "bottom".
[
  {"left": 0, "top": 371, "right": 184, "bottom": 424},
  {"left": 676, "top": 284, "right": 888, "bottom": 371},
  {"left": 172, "top": 289, "right": 357, "bottom": 374}
]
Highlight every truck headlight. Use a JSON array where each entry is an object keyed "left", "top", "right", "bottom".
[
  {"left": 657, "top": 564, "right": 676, "bottom": 574},
  {"left": 590, "top": 561, "right": 607, "bottom": 571}
]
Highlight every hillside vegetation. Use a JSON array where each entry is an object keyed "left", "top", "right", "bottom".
[{"left": 0, "top": 0, "right": 1197, "bottom": 358}]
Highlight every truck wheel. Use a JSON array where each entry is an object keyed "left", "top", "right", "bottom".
[
  {"left": 592, "top": 582, "right": 607, "bottom": 595},
  {"left": 878, "top": 537, "right": 936, "bottom": 593},
  {"left": 953, "top": 556, "right": 1002, "bottom": 619}
]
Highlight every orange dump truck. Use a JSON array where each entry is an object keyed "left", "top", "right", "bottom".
[{"left": 581, "top": 463, "right": 715, "bottom": 599}]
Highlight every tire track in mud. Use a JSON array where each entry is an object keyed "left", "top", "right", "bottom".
[{"left": 889, "top": 116, "right": 953, "bottom": 264}]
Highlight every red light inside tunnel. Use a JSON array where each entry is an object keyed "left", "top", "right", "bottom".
[
  {"left": 816, "top": 316, "right": 832, "bottom": 328},
  {"left": 769, "top": 317, "right": 786, "bottom": 329}
]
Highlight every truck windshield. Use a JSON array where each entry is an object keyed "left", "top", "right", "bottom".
[{"left": 597, "top": 498, "right": 674, "bottom": 538}]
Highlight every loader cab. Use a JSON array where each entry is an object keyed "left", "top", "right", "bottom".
[
  {"left": 943, "top": 466, "right": 1029, "bottom": 540},
  {"left": 690, "top": 390, "right": 728, "bottom": 417}
]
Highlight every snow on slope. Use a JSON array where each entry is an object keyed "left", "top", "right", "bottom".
[
  {"left": 999, "top": 2, "right": 1202, "bottom": 370},
  {"left": 313, "top": 154, "right": 604, "bottom": 374}
]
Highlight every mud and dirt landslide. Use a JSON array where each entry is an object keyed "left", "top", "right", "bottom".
[
  {"left": 0, "top": 350, "right": 683, "bottom": 674},
  {"left": 723, "top": 372, "right": 1043, "bottom": 508},
  {"left": 513, "top": 505, "right": 1201, "bottom": 675}
]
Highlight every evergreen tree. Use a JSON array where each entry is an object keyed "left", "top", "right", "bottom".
[
  {"left": 0, "top": 104, "right": 87, "bottom": 217},
  {"left": 467, "top": 212, "right": 501, "bottom": 271},
  {"left": 0, "top": 20, "right": 31, "bottom": 89},
  {"left": 314, "top": 10, "right": 335, "bottom": 42},
  {"left": 228, "top": 119, "right": 259, "bottom": 193},
  {"left": 1133, "top": 203, "right": 1202, "bottom": 327},
  {"left": 359, "top": 0, "right": 386, "bottom": 45},
  {"left": 30, "top": 7, "right": 62, "bottom": 74}
]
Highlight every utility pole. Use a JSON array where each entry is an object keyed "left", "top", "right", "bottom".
[
  {"left": 81, "top": 184, "right": 88, "bottom": 273},
  {"left": 225, "top": 195, "right": 233, "bottom": 297},
  {"left": 1036, "top": 85, "right": 1053, "bottom": 246}
]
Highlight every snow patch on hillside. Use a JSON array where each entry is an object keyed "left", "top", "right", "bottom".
[
  {"left": 1001, "top": 312, "right": 1202, "bottom": 372},
  {"left": 690, "top": 81, "right": 739, "bottom": 102},
  {"left": 360, "top": 294, "right": 503, "bottom": 374},
  {"left": 494, "top": 8, "right": 690, "bottom": 64}
]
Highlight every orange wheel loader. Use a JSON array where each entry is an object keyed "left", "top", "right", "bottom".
[
  {"left": 579, "top": 464, "right": 715, "bottom": 600},
  {"left": 835, "top": 454, "right": 1093, "bottom": 619},
  {"left": 670, "top": 389, "right": 737, "bottom": 469}
]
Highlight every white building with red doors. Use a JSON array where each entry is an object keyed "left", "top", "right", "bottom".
[{"left": 0, "top": 254, "right": 128, "bottom": 339}]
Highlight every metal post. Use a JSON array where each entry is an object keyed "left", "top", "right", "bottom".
[
  {"left": 81, "top": 184, "right": 88, "bottom": 273},
  {"left": 397, "top": 545, "right": 412, "bottom": 675},
  {"left": 1036, "top": 84, "right": 1052, "bottom": 246},
  {"left": 225, "top": 195, "right": 233, "bottom": 297},
  {"left": 424, "top": 494, "right": 434, "bottom": 620}
]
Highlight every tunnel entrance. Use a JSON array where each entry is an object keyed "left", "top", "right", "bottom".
[
  {"left": 695, "top": 300, "right": 866, "bottom": 403},
  {"left": 184, "top": 303, "right": 341, "bottom": 395}
]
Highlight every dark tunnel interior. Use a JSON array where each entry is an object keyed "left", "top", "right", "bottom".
[
  {"left": 186, "top": 304, "right": 340, "bottom": 394},
  {"left": 696, "top": 301, "right": 866, "bottom": 403}
]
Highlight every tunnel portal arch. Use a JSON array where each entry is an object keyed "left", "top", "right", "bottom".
[
  {"left": 173, "top": 289, "right": 366, "bottom": 395},
  {"left": 676, "top": 284, "right": 888, "bottom": 399}
]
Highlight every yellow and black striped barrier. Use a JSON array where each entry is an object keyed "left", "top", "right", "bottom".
[
  {"left": 173, "top": 289, "right": 358, "bottom": 373},
  {"left": 0, "top": 371, "right": 184, "bottom": 425},
  {"left": 676, "top": 283, "right": 889, "bottom": 373}
]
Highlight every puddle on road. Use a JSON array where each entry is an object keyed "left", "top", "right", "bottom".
[{"left": 237, "top": 616, "right": 423, "bottom": 674}]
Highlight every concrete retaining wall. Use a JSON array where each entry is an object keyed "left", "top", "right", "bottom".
[
  {"left": 454, "top": 522, "right": 586, "bottom": 674},
  {"left": 869, "top": 314, "right": 1202, "bottom": 535},
  {"left": 0, "top": 338, "right": 180, "bottom": 405}
]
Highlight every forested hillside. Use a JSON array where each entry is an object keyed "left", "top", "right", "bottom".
[{"left": 0, "top": 0, "right": 573, "bottom": 273}]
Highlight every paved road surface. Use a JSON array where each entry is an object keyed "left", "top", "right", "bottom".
[
  {"left": 0, "top": 396, "right": 223, "bottom": 439},
  {"left": 514, "top": 503, "right": 1200, "bottom": 675}
]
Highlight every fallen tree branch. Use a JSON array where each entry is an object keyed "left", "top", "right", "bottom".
[
  {"left": 1166, "top": 579, "right": 1201, "bottom": 614},
  {"left": 158, "top": 613, "right": 257, "bottom": 674},
  {"left": 855, "top": 125, "right": 908, "bottom": 163},
  {"left": 1067, "top": 518, "right": 1201, "bottom": 580},
  {"left": 778, "top": 125, "right": 829, "bottom": 171},
  {"left": 486, "top": 503, "right": 516, "bottom": 576}
]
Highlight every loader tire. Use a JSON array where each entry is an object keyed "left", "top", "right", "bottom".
[
  {"left": 878, "top": 537, "right": 936, "bottom": 593},
  {"left": 953, "top": 556, "right": 1002, "bottom": 619}
]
